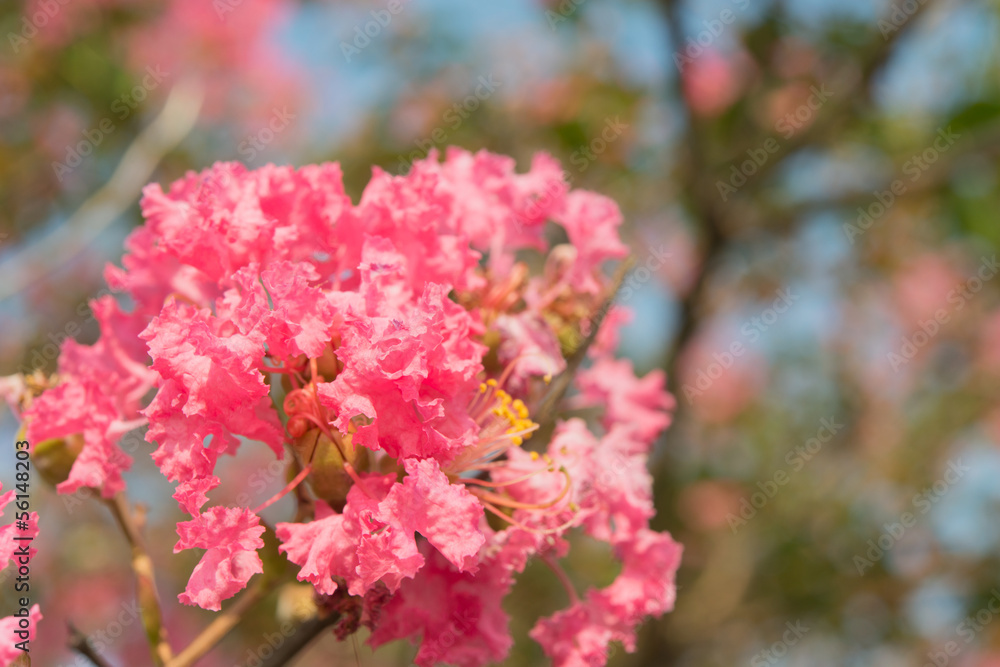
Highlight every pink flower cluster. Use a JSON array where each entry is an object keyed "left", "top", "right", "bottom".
[{"left": 22, "top": 148, "right": 680, "bottom": 666}]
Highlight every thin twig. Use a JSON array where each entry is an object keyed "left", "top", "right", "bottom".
[
  {"left": 659, "top": 0, "right": 728, "bottom": 366},
  {"left": 533, "top": 257, "right": 634, "bottom": 436},
  {"left": 165, "top": 580, "right": 269, "bottom": 667},
  {"left": 257, "top": 611, "right": 344, "bottom": 667},
  {"left": 727, "top": 0, "right": 939, "bottom": 195},
  {"left": 68, "top": 623, "right": 115, "bottom": 667},
  {"left": 0, "top": 79, "right": 204, "bottom": 302},
  {"left": 105, "top": 493, "right": 173, "bottom": 665}
]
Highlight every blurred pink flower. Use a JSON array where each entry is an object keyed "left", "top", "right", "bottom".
[
  {"left": 678, "top": 480, "right": 744, "bottom": 531},
  {"left": 126, "top": 0, "right": 300, "bottom": 121},
  {"left": 771, "top": 37, "right": 818, "bottom": 79},
  {"left": 32, "top": 104, "right": 87, "bottom": 162},
  {"left": 682, "top": 50, "right": 746, "bottom": 118},
  {"left": 0, "top": 64, "right": 29, "bottom": 120},
  {"left": 967, "top": 652, "right": 1000, "bottom": 667},
  {"left": 978, "top": 309, "right": 1000, "bottom": 374},
  {"left": 638, "top": 221, "right": 700, "bottom": 298},
  {"left": 764, "top": 81, "right": 825, "bottom": 136},
  {"left": 891, "top": 253, "right": 963, "bottom": 330},
  {"left": 678, "top": 333, "right": 767, "bottom": 423}
]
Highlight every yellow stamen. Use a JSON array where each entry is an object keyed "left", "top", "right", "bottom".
[{"left": 470, "top": 467, "right": 571, "bottom": 511}]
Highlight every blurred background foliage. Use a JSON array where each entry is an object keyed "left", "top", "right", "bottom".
[{"left": 3, "top": 0, "right": 1000, "bottom": 665}]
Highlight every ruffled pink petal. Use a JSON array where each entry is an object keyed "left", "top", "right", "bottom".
[
  {"left": 355, "top": 525, "right": 425, "bottom": 594},
  {"left": 368, "top": 550, "right": 512, "bottom": 667},
  {"left": 355, "top": 164, "right": 483, "bottom": 294},
  {"left": 105, "top": 224, "right": 221, "bottom": 318},
  {"left": 575, "top": 356, "right": 675, "bottom": 447},
  {"left": 318, "top": 245, "right": 484, "bottom": 462},
  {"left": 278, "top": 475, "right": 420, "bottom": 598},
  {"left": 174, "top": 507, "right": 265, "bottom": 610},
  {"left": 224, "top": 261, "right": 336, "bottom": 360},
  {"left": 530, "top": 529, "right": 682, "bottom": 666},
  {"left": 276, "top": 501, "right": 354, "bottom": 597},
  {"left": 380, "top": 458, "right": 485, "bottom": 572},
  {"left": 24, "top": 380, "right": 131, "bottom": 498},
  {"left": 433, "top": 148, "right": 566, "bottom": 276},
  {"left": 494, "top": 312, "right": 566, "bottom": 392},
  {"left": 0, "top": 512, "right": 39, "bottom": 573},
  {"left": 592, "top": 528, "right": 683, "bottom": 642},
  {"left": 553, "top": 190, "right": 629, "bottom": 295},
  {"left": 0, "top": 488, "right": 11, "bottom": 516},
  {"left": 58, "top": 295, "right": 157, "bottom": 416},
  {"left": 142, "top": 299, "right": 283, "bottom": 508},
  {"left": 530, "top": 601, "right": 616, "bottom": 667},
  {"left": 173, "top": 476, "right": 221, "bottom": 516}
]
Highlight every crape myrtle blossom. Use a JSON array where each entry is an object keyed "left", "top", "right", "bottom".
[{"left": 16, "top": 147, "right": 681, "bottom": 666}]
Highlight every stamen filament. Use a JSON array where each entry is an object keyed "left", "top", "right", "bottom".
[
  {"left": 461, "top": 465, "right": 557, "bottom": 489},
  {"left": 480, "top": 500, "right": 580, "bottom": 536},
  {"left": 477, "top": 423, "right": 539, "bottom": 449},
  {"left": 343, "top": 462, "right": 374, "bottom": 499},
  {"left": 252, "top": 463, "right": 312, "bottom": 515},
  {"left": 541, "top": 554, "right": 580, "bottom": 604},
  {"left": 469, "top": 468, "right": 571, "bottom": 510},
  {"left": 260, "top": 365, "right": 297, "bottom": 375}
]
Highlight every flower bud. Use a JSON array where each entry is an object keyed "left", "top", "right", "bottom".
[
  {"left": 294, "top": 429, "right": 369, "bottom": 512},
  {"left": 29, "top": 431, "right": 84, "bottom": 487},
  {"left": 313, "top": 341, "right": 341, "bottom": 382}
]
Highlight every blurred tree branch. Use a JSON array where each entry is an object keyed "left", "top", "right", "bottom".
[
  {"left": 0, "top": 80, "right": 203, "bottom": 304},
  {"left": 727, "top": 0, "right": 938, "bottom": 192},
  {"left": 256, "top": 610, "right": 347, "bottom": 667},
  {"left": 166, "top": 579, "right": 270, "bottom": 667},
  {"left": 647, "top": 0, "right": 945, "bottom": 662},
  {"left": 659, "top": 0, "right": 937, "bottom": 365},
  {"left": 659, "top": 0, "right": 728, "bottom": 368},
  {"left": 760, "top": 122, "right": 1000, "bottom": 232},
  {"left": 69, "top": 623, "right": 115, "bottom": 667}
]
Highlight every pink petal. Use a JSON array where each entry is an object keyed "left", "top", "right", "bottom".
[
  {"left": 575, "top": 356, "right": 675, "bottom": 447},
  {"left": 553, "top": 190, "right": 629, "bottom": 295},
  {"left": 380, "top": 458, "right": 484, "bottom": 572},
  {"left": 276, "top": 501, "right": 355, "bottom": 597},
  {"left": 174, "top": 507, "right": 265, "bottom": 610},
  {"left": 369, "top": 550, "right": 512, "bottom": 667},
  {"left": 25, "top": 380, "right": 131, "bottom": 498}
]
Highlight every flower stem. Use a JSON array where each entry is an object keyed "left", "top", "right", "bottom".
[
  {"left": 69, "top": 623, "right": 115, "bottom": 667},
  {"left": 256, "top": 610, "right": 345, "bottom": 667},
  {"left": 165, "top": 579, "right": 267, "bottom": 667},
  {"left": 253, "top": 463, "right": 313, "bottom": 515},
  {"left": 541, "top": 554, "right": 580, "bottom": 605},
  {"left": 105, "top": 492, "right": 173, "bottom": 666}
]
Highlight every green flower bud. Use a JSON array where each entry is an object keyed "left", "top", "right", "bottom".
[
  {"left": 293, "top": 429, "right": 369, "bottom": 512},
  {"left": 30, "top": 432, "right": 84, "bottom": 487}
]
